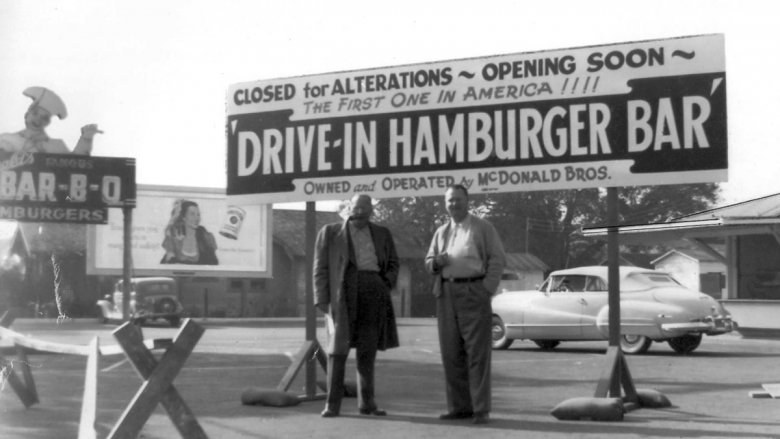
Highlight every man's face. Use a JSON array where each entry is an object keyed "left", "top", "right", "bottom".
[
  {"left": 24, "top": 105, "right": 52, "bottom": 130},
  {"left": 349, "top": 195, "right": 373, "bottom": 228},
  {"left": 445, "top": 188, "right": 468, "bottom": 222}
]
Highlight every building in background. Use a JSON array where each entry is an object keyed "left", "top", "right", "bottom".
[
  {"left": 0, "top": 209, "right": 433, "bottom": 318},
  {"left": 583, "top": 193, "right": 780, "bottom": 337},
  {"left": 498, "top": 253, "right": 549, "bottom": 292},
  {"left": 651, "top": 248, "right": 726, "bottom": 298}
]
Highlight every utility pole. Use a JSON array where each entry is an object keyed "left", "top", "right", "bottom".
[{"left": 525, "top": 217, "right": 530, "bottom": 254}]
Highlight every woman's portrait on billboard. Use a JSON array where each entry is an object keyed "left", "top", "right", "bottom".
[{"left": 160, "top": 199, "right": 219, "bottom": 265}]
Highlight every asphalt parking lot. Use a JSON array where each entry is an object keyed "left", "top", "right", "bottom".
[{"left": 2, "top": 318, "right": 780, "bottom": 438}]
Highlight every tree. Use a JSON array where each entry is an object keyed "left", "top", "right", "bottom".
[
  {"left": 371, "top": 183, "right": 721, "bottom": 273},
  {"left": 372, "top": 196, "right": 447, "bottom": 249},
  {"left": 486, "top": 183, "right": 721, "bottom": 270}
]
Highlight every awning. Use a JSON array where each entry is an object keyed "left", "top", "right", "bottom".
[{"left": 582, "top": 217, "right": 780, "bottom": 245}]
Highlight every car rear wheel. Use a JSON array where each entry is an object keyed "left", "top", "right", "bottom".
[
  {"left": 491, "top": 315, "right": 514, "bottom": 350},
  {"left": 667, "top": 333, "right": 702, "bottom": 354},
  {"left": 533, "top": 340, "right": 560, "bottom": 350},
  {"left": 620, "top": 334, "right": 652, "bottom": 354}
]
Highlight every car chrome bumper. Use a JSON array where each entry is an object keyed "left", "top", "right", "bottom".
[{"left": 661, "top": 316, "right": 736, "bottom": 336}]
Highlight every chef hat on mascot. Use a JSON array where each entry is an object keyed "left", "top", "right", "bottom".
[{"left": 23, "top": 86, "right": 68, "bottom": 120}]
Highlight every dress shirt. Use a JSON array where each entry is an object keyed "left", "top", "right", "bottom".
[{"left": 441, "top": 215, "right": 484, "bottom": 279}]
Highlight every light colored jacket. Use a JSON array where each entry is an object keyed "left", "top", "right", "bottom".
[{"left": 425, "top": 214, "right": 506, "bottom": 297}]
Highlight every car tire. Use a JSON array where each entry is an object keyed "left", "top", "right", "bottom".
[
  {"left": 492, "top": 315, "right": 514, "bottom": 350},
  {"left": 620, "top": 334, "right": 652, "bottom": 354},
  {"left": 156, "top": 298, "right": 177, "bottom": 314},
  {"left": 533, "top": 340, "right": 561, "bottom": 350},
  {"left": 667, "top": 333, "right": 702, "bottom": 354}
]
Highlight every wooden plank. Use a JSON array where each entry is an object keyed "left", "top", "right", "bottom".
[
  {"left": 619, "top": 353, "right": 638, "bottom": 403},
  {"left": 0, "top": 354, "right": 37, "bottom": 408},
  {"left": 78, "top": 338, "right": 99, "bottom": 439},
  {"left": 594, "top": 346, "right": 621, "bottom": 398},
  {"left": 276, "top": 340, "right": 316, "bottom": 392},
  {"left": 761, "top": 383, "right": 780, "bottom": 398},
  {"left": 0, "top": 310, "right": 15, "bottom": 328},
  {"left": 108, "top": 319, "right": 206, "bottom": 439},
  {"left": 0, "top": 325, "right": 170, "bottom": 357},
  {"left": 15, "top": 344, "right": 38, "bottom": 404}
]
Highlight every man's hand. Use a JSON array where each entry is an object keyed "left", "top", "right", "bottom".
[
  {"left": 435, "top": 252, "right": 449, "bottom": 268},
  {"left": 80, "top": 124, "right": 103, "bottom": 140}
]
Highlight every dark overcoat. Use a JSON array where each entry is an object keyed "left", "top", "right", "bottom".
[{"left": 314, "top": 220, "right": 400, "bottom": 355}]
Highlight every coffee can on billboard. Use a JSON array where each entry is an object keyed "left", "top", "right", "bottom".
[{"left": 219, "top": 206, "right": 246, "bottom": 240}]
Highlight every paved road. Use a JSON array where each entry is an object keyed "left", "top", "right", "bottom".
[{"left": 2, "top": 318, "right": 780, "bottom": 438}]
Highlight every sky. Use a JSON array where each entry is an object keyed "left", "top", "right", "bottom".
[{"left": 1, "top": 0, "right": 777, "bottom": 210}]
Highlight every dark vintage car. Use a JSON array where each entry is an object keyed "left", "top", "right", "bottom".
[
  {"left": 491, "top": 266, "right": 736, "bottom": 354},
  {"left": 97, "top": 277, "right": 183, "bottom": 327}
]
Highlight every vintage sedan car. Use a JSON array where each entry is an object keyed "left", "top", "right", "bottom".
[
  {"left": 97, "top": 277, "right": 183, "bottom": 327},
  {"left": 491, "top": 266, "right": 736, "bottom": 354}
]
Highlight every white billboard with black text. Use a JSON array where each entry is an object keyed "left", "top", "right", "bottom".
[{"left": 226, "top": 34, "right": 727, "bottom": 203}]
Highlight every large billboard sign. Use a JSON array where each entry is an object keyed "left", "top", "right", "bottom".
[
  {"left": 0, "top": 152, "right": 136, "bottom": 223},
  {"left": 226, "top": 34, "right": 727, "bottom": 203},
  {"left": 87, "top": 185, "right": 271, "bottom": 278}
]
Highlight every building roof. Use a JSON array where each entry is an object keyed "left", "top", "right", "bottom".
[
  {"left": 678, "top": 192, "right": 780, "bottom": 220},
  {"left": 582, "top": 193, "right": 780, "bottom": 244},
  {"left": 598, "top": 253, "right": 656, "bottom": 268},
  {"left": 505, "top": 252, "right": 549, "bottom": 272},
  {"left": 651, "top": 248, "right": 722, "bottom": 265}
]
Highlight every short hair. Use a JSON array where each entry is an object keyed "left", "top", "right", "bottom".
[{"left": 446, "top": 184, "right": 469, "bottom": 197}]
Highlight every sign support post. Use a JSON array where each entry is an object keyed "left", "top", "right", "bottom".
[
  {"left": 304, "top": 202, "right": 319, "bottom": 398},
  {"left": 122, "top": 206, "right": 133, "bottom": 321},
  {"left": 593, "top": 187, "right": 638, "bottom": 403}
]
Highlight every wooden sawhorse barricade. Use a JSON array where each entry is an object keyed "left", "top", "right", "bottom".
[{"left": 0, "top": 311, "right": 208, "bottom": 438}]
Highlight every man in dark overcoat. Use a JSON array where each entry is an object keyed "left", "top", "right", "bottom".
[{"left": 314, "top": 194, "right": 400, "bottom": 418}]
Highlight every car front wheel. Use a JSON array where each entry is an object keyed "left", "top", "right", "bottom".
[
  {"left": 492, "top": 315, "right": 513, "bottom": 350},
  {"left": 620, "top": 334, "right": 652, "bottom": 354},
  {"left": 667, "top": 333, "right": 702, "bottom": 354}
]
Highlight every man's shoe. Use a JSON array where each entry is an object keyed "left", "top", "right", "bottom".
[
  {"left": 321, "top": 409, "right": 339, "bottom": 418},
  {"left": 472, "top": 412, "right": 489, "bottom": 425},
  {"left": 439, "top": 411, "right": 473, "bottom": 420},
  {"left": 359, "top": 408, "right": 388, "bottom": 416}
]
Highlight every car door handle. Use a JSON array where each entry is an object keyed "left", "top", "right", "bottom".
[{"left": 579, "top": 298, "right": 587, "bottom": 305}]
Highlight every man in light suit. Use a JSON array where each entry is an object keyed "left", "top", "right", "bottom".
[
  {"left": 314, "top": 194, "right": 400, "bottom": 418},
  {"left": 425, "top": 184, "right": 506, "bottom": 425}
]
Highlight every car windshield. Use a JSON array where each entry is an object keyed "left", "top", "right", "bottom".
[
  {"left": 547, "top": 275, "right": 588, "bottom": 292},
  {"left": 542, "top": 271, "right": 683, "bottom": 292},
  {"left": 137, "top": 282, "right": 173, "bottom": 296},
  {"left": 622, "top": 272, "right": 682, "bottom": 291}
]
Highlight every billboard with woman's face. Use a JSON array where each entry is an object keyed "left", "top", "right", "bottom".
[{"left": 87, "top": 185, "right": 271, "bottom": 277}]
